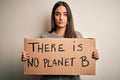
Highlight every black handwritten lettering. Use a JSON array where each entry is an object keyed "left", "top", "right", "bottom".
[
  {"left": 51, "top": 44, "right": 56, "bottom": 52},
  {"left": 38, "top": 43, "right": 44, "bottom": 52},
  {"left": 27, "top": 58, "right": 33, "bottom": 67},
  {"left": 27, "top": 57, "right": 39, "bottom": 68},
  {"left": 72, "top": 41, "right": 83, "bottom": 52},
  {"left": 28, "top": 42, "right": 39, "bottom": 52},
  {"left": 58, "top": 44, "right": 65, "bottom": 52},
  {"left": 34, "top": 58, "right": 39, "bottom": 67},
  {"left": 43, "top": 58, "right": 53, "bottom": 68},
  {"left": 70, "top": 57, "right": 75, "bottom": 66},
  {"left": 45, "top": 44, "right": 49, "bottom": 52},
  {"left": 43, "top": 57, "right": 75, "bottom": 68},
  {"left": 53, "top": 59, "right": 58, "bottom": 66},
  {"left": 28, "top": 42, "right": 66, "bottom": 53},
  {"left": 77, "top": 44, "right": 83, "bottom": 51},
  {"left": 73, "top": 41, "right": 75, "bottom": 51},
  {"left": 80, "top": 56, "right": 89, "bottom": 67},
  {"left": 65, "top": 58, "right": 70, "bottom": 66},
  {"left": 58, "top": 58, "right": 63, "bottom": 66}
]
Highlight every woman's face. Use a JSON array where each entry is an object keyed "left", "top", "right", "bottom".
[{"left": 54, "top": 6, "right": 68, "bottom": 28}]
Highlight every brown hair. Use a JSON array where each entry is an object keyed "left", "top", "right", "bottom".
[{"left": 49, "top": 1, "right": 77, "bottom": 38}]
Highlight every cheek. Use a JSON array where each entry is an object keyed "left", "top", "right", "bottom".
[
  {"left": 65, "top": 18, "right": 68, "bottom": 24},
  {"left": 54, "top": 16, "right": 59, "bottom": 22},
  {"left": 54, "top": 18, "right": 58, "bottom": 25}
]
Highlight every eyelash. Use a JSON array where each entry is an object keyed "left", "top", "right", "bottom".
[
  {"left": 64, "top": 14, "right": 67, "bottom": 16},
  {"left": 55, "top": 13, "right": 67, "bottom": 16}
]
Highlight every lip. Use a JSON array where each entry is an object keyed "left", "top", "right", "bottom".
[{"left": 58, "top": 22, "right": 64, "bottom": 24}]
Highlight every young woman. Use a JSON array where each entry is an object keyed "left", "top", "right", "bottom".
[{"left": 22, "top": 1, "right": 99, "bottom": 80}]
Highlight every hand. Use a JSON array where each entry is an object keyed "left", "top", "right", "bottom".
[
  {"left": 92, "top": 49, "right": 99, "bottom": 60},
  {"left": 21, "top": 51, "right": 29, "bottom": 61}
]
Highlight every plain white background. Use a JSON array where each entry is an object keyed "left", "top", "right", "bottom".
[{"left": 0, "top": 0, "right": 120, "bottom": 80}]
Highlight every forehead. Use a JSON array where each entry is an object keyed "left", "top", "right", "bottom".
[{"left": 55, "top": 6, "right": 67, "bottom": 12}]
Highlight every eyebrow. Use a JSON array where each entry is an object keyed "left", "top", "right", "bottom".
[{"left": 55, "top": 12, "right": 67, "bottom": 14}]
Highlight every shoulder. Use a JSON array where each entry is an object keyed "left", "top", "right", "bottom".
[
  {"left": 40, "top": 32, "right": 50, "bottom": 38},
  {"left": 76, "top": 31, "right": 83, "bottom": 38},
  {"left": 40, "top": 31, "right": 83, "bottom": 38}
]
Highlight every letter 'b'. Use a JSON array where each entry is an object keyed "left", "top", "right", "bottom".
[{"left": 80, "top": 56, "right": 89, "bottom": 67}]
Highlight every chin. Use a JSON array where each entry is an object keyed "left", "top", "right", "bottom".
[{"left": 58, "top": 25, "right": 66, "bottom": 28}]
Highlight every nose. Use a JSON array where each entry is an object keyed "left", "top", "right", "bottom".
[{"left": 60, "top": 14, "right": 63, "bottom": 20}]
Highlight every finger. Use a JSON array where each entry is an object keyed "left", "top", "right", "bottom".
[
  {"left": 23, "top": 55, "right": 29, "bottom": 59},
  {"left": 93, "top": 55, "right": 99, "bottom": 60},
  {"left": 92, "top": 54, "right": 99, "bottom": 60},
  {"left": 21, "top": 56, "right": 30, "bottom": 61},
  {"left": 93, "top": 53, "right": 98, "bottom": 57},
  {"left": 93, "top": 50, "right": 98, "bottom": 55},
  {"left": 22, "top": 51, "right": 29, "bottom": 55},
  {"left": 93, "top": 52, "right": 99, "bottom": 57},
  {"left": 22, "top": 52, "right": 29, "bottom": 57},
  {"left": 94, "top": 55, "right": 99, "bottom": 59},
  {"left": 92, "top": 49, "right": 98, "bottom": 56},
  {"left": 24, "top": 54, "right": 29, "bottom": 57},
  {"left": 22, "top": 58, "right": 28, "bottom": 61},
  {"left": 21, "top": 55, "right": 29, "bottom": 61},
  {"left": 21, "top": 56, "right": 26, "bottom": 61}
]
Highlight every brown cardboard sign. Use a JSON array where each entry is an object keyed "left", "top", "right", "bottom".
[{"left": 24, "top": 38, "right": 96, "bottom": 75}]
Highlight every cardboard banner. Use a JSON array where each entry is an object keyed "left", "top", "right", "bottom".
[{"left": 24, "top": 38, "right": 96, "bottom": 75}]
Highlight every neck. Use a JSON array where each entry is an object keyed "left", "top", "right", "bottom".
[{"left": 53, "top": 27, "right": 66, "bottom": 36}]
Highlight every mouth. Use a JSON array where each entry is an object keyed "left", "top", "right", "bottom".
[{"left": 58, "top": 22, "right": 64, "bottom": 24}]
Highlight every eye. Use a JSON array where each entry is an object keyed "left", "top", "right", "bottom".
[
  {"left": 64, "top": 13, "right": 67, "bottom": 16},
  {"left": 55, "top": 13, "right": 60, "bottom": 16}
]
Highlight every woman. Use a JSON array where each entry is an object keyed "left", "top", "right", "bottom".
[{"left": 22, "top": 1, "right": 99, "bottom": 80}]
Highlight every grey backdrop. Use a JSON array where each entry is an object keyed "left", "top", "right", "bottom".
[{"left": 0, "top": 0, "right": 120, "bottom": 80}]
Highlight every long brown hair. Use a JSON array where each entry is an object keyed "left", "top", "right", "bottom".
[{"left": 49, "top": 1, "right": 77, "bottom": 38}]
